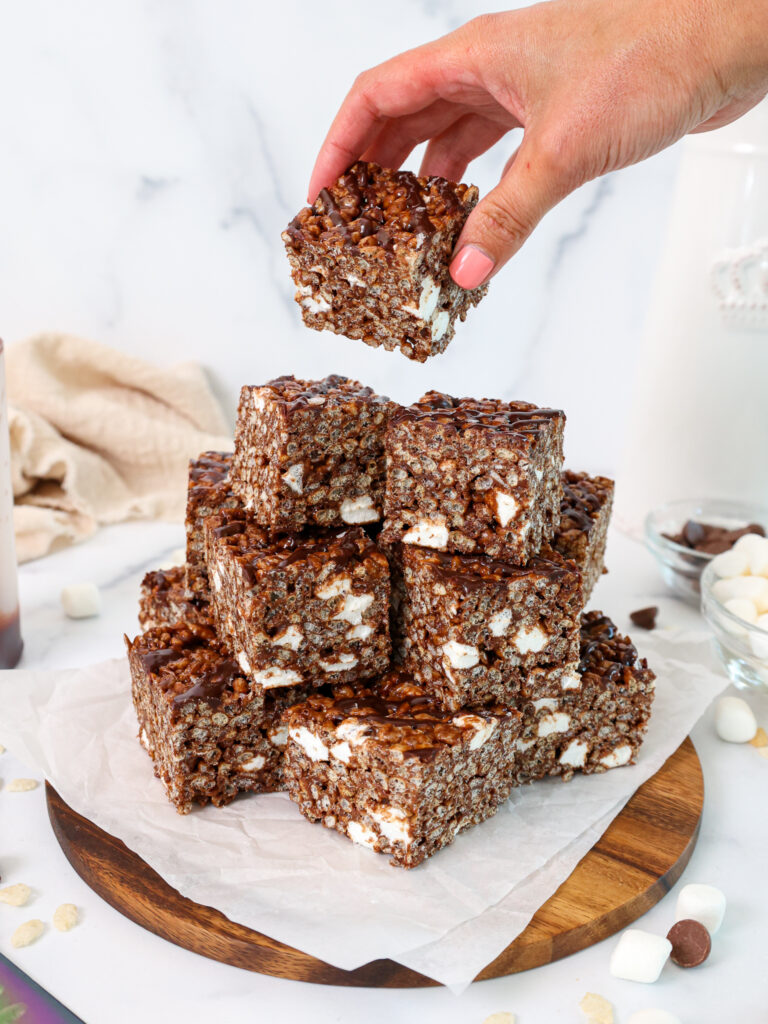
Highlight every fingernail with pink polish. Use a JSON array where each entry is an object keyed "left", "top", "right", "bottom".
[{"left": 450, "top": 245, "right": 495, "bottom": 290}]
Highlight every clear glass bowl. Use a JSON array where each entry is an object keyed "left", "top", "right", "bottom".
[
  {"left": 701, "top": 560, "right": 768, "bottom": 692},
  {"left": 644, "top": 498, "right": 768, "bottom": 605}
]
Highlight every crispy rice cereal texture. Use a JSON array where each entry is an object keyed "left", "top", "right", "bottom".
[
  {"left": 282, "top": 162, "right": 487, "bottom": 362},
  {"left": 230, "top": 375, "right": 396, "bottom": 532},
  {"left": 283, "top": 671, "right": 522, "bottom": 868},
  {"left": 396, "top": 544, "right": 582, "bottom": 712},
  {"left": 282, "top": 612, "right": 654, "bottom": 866},
  {"left": 139, "top": 566, "right": 212, "bottom": 632},
  {"left": 552, "top": 470, "right": 614, "bottom": 603},
  {"left": 126, "top": 623, "right": 300, "bottom": 814},
  {"left": 185, "top": 451, "right": 241, "bottom": 599},
  {"left": 204, "top": 512, "right": 391, "bottom": 692},
  {"left": 382, "top": 391, "right": 565, "bottom": 563}
]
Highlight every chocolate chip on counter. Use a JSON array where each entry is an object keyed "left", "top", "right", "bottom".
[
  {"left": 666, "top": 918, "right": 711, "bottom": 967},
  {"left": 630, "top": 606, "right": 658, "bottom": 630}
]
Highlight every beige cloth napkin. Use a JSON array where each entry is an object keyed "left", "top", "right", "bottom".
[{"left": 7, "top": 333, "right": 233, "bottom": 562}]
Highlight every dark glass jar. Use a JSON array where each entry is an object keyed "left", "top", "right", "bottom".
[{"left": 0, "top": 339, "right": 22, "bottom": 668}]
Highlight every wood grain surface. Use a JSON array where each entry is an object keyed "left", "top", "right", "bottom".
[{"left": 46, "top": 737, "right": 703, "bottom": 987}]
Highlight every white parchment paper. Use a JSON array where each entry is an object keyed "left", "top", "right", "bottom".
[{"left": 0, "top": 627, "right": 727, "bottom": 991}]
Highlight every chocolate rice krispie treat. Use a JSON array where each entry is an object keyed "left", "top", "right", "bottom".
[
  {"left": 139, "top": 566, "right": 212, "bottom": 632},
  {"left": 282, "top": 162, "right": 487, "bottom": 362},
  {"left": 397, "top": 544, "right": 582, "bottom": 711},
  {"left": 185, "top": 451, "right": 240, "bottom": 599},
  {"left": 283, "top": 671, "right": 522, "bottom": 868},
  {"left": 204, "top": 511, "right": 391, "bottom": 692},
  {"left": 126, "top": 623, "right": 296, "bottom": 814},
  {"left": 552, "top": 471, "right": 614, "bottom": 602},
  {"left": 230, "top": 375, "right": 396, "bottom": 532},
  {"left": 382, "top": 391, "right": 565, "bottom": 563},
  {"left": 511, "top": 611, "right": 655, "bottom": 783}
]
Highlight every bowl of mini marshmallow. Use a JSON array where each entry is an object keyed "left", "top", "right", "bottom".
[{"left": 701, "top": 531, "right": 768, "bottom": 691}]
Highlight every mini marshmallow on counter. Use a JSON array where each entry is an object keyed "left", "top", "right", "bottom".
[
  {"left": 609, "top": 929, "right": 672, "bottom": 984},
  {"left": 626, "top": 1011, "right": 682, "bottom": 1024},
  {"left": 61, "top": 582, "right": 101, "bottom": 619},
  {"left": 715, "top": 696, "right": 757, "bottom": 743},
  {"left": 675, "top": 883, "right": 726, "bottom": 935}
]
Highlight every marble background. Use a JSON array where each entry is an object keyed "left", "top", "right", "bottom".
[{"left": 0, "top": 0, "right": 682, "bottom": 479}]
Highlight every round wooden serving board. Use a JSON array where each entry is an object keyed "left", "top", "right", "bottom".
[{"left": 46, "top": 737, "right": 703, "bottom": 987}]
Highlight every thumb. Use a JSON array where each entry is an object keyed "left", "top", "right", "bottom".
[{"left": 449, "top": 136, "right": 573, "bottom": 289}]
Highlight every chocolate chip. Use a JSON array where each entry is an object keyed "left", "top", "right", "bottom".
[
  {"left": 696, "top": 538, "right": 734, "bottom": 555},
  {"left": 630, "top": 606, "right": 658, "bottom": 630},
  {"left": 667, "top": 919, "right": 711, "bottom": 967},
  {"left": 665, "top": 519, "right": 766, "bottom": 554},
  {"left": 683, "top": 520, "right": 706, "bottom": 547}
]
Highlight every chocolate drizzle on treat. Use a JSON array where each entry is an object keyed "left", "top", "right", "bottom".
[
  {"left": 579, "top": 611, "right": 643, "bottom": 684},
  {"left": 415, "top": 547, "right": 573, "bottom": 596},
  {"left": 215, "top": 521, "right": 371, "bottom": 586},
  {"left": 299, "top": 672, "right": 510, "bottom": 761},
  {"left": 560, "top": 473, "right": 606, "bottom": 533},
  {"left": 188, "top": 451, "right": 233, "bottom": 502},
  {"left": 262, "top": 373, "right": 389, "bottom": 413},
  {"left": 284, "top": 161, "right": 473, "bottom": 255},
  {"left": 172, "top": 658, "right": 242, "bottom": 708},
  {"left": 140, "top": 647, "right": 182, "bottom": 674},
  {"left": 129, "top": 625, "right": 249, "bottom": 712},
  {"left": 391, "top": 391, "right": 563, "bottom": 438}
]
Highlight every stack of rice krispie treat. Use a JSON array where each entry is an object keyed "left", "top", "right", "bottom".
[
  {"left": 128, "top": 374, "right": 397, "bottom": 814},
  {"left": 282, "top": 389, "right": 651, "bottom": 867},
  {"left": 127, "top": 374, "right": 652, "bottom": 867}
]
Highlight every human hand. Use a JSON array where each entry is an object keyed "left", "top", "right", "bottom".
[{"left": 308, "top": 0, "right": 768, "bottom": 289}]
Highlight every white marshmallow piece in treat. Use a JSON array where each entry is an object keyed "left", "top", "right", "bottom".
[
  {"left": 61, "top": 582, "right": 102, "bottom": 619},
  {"left": 402, "top": 517, "right": 449, "bottom": 549},
  {"left": 715, "top": 695, "right": 757, "bottom": 743},
  {"left": 609, "top": 929, "right": 671, "bottom": 983},
  {"left": 675, "top": 882, "right": 726, "bottom": 935}
]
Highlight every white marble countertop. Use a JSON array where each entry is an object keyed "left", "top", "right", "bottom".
[{"left": 3, "top": 523, "right": 767, "bottom": 1023}]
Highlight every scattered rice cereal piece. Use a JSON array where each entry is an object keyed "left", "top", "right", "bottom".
[
  {"left": 0, "top": 884, "right": 32, "bottom": 907},
  {"left": 7, "top": 779, "right": 38, "bottom": 793},
  {"left": 750, "top": 727, "right": 768, "bottom": 748},
  {"left": 52, "top": 903, "right": 78, "bottom": 932},
  {"left": 758, "top": 746, "right": 768, "bottom": 760},
  {"left": 579, "top": 992, "right": 614, "bottom": 1024},
  {"left": 483, "top": 1015, "right": 516, "bottom": 1024},
  {"left": 0, "top": 743, "right": 5, "bottom": 754},
  {"left": 11, "top": 919, "right": 44, "bottom": 948}
]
